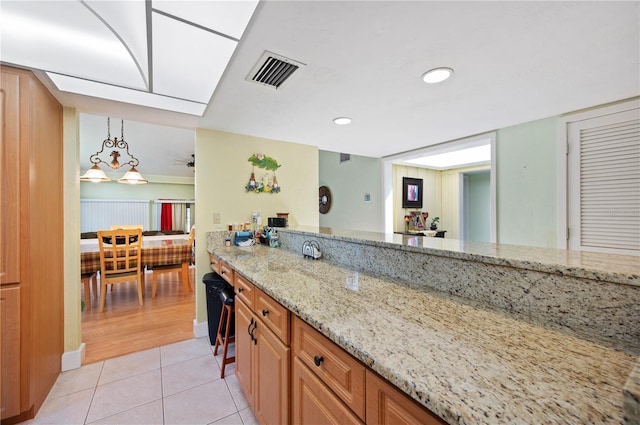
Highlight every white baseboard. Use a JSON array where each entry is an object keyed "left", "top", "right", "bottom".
[
  {"left": 193, "top": 319, "right": 209, "bottom": 339},
  {"left": 61, "top": 343, "right": 85, "bottom": 371}
]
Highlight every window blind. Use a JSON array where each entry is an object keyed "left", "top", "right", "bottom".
[
  {"left": 80, "top": 199, "right": 150, "bottom": 233},
  {"left": 579, "top": 118, "right": 640, "bottom": 251}
]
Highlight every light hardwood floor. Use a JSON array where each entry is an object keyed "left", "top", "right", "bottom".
[{"left": 81, "top": 268, "right": 197, "bottom": 364}]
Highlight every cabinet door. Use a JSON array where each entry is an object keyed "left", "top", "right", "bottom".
[
  {"left": 254, "top": 319, "right": 290, "bottom": 425},
  {"left": 293, "top": 316, "right": 365, "bottom": 419},
  {"left": 1, "top": 286, "right": 21, "bottom": 419},
  {"left": 292, "top": 357, "right": 363, "bottom": 425},
  {"left": 0, "top": 70, "right": 21, "bottom": 286},
  {"left": 366, "top": 371, "right": 445, "bottom": 425},
  {"left": 235, "top": 300, "right": 254, "bottom": 407}
]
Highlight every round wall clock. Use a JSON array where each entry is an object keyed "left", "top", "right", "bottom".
[{"left": 319, "top": 186, "right": 332, "bottom": 214}]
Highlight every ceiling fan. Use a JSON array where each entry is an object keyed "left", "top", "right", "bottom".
[{"left": 173, "top": 154, "right": 195, "bottom": 169}]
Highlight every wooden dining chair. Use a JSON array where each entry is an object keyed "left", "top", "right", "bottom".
[
  {"left": 81, "top": 271, "right": 98, "bottom": 309},
  {"left": 111, "top": 224, "right": 144, "bottom": 230},
  {"left": 105, "top": 226, "right": 144, "bottom": 291},
  {"left": 150, "top": 228, "right": 195, "bottom": 298},
  {"left": 97, "top": 228, "right": 144, "bottom": 312}
]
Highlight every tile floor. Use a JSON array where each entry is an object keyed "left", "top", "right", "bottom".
[{"left": 23, "top": 337, "right": 257, "bottom": 425}]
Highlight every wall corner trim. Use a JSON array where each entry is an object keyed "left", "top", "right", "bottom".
[
  {"left": 61, "top": 343, "right": 85, "bottom": 371},
  {"left": 193, "top": 319, "right": 208, "bottom": 340}
]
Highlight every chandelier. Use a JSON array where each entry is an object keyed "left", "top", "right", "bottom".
[{"left": 80, "top": 118, "right": 148, "bottom": 184}]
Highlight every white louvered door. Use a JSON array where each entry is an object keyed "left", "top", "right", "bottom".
[{"left": 567, "top": 108, "right": 640, "bottom": 254}]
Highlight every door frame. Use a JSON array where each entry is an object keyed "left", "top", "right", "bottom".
[
  {"left": 382, "top": 132, "right": 496, "bottom": 242},
  {"left": 556, "top": 97, "right": 639, "bottom": 250}
]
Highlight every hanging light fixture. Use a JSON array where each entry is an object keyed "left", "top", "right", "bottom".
[{"left": 80, "top": 118, "right": 148, "bottom": 184}]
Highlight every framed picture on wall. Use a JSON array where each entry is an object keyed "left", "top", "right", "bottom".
[{"left": 402, "top": 177, "right": 423, "bottom": 209}]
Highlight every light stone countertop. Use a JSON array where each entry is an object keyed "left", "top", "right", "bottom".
[
  {"left": 286, "top": 226, "right": 639, "bottom": 287},
  {"left": 209, "top": 242, "right": 637, "bottom": 425}
]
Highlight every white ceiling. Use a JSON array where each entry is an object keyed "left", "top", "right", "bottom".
[
  {"left": 79, "top": 113, "right": 196, "bottom": 178},
  {"left": 2, "top": 1, "right": 639, "bottom": 175}
]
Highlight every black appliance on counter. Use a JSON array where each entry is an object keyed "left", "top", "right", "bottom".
[{"left": 268, "top": 217, "right": 287, "bottom": 227}]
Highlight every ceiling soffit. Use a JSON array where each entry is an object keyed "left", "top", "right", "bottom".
[{"left": 0, "top": 0, "right": 259, "bottom": 115}]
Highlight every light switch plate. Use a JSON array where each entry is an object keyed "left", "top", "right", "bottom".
[{"left": 213, "top": 212, "right": 221, "bottom": 224}]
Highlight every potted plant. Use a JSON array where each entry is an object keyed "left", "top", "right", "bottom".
[{"left": 430, "top": 217, "right": 440, "bottom": 230}]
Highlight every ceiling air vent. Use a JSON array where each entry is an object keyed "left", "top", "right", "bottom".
[
  {"left": 246, "top": 51, "right": 305, "bottom": 89},
  {"left": 340, "top": 153, "right": 351, "bottom": 163}
]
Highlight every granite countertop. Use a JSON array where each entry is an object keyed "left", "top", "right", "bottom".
[
  {"left": 209, "top": 243, "right": 637, "bottom": 425},
  {"left": 286, "top": 226, "right": 639, "bottom": 287}
]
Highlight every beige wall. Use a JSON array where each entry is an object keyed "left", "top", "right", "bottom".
[
  {"left": 193, "top": 129, "right": 319, "bottom": 323},
  {"left": 393, "top": 164, "right": 489, "bottom": 239},
  {"left": 392, "top": 165, "right": 441, "bottom": 232},
  {"left": 62, "top": 122, "right": 319, "bottom": 361},
  {"left": 63, "top": 108, "right": 82, "bottom": 354}
]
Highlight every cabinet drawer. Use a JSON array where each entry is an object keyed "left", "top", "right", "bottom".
[
  {"left": 209, "top": 254, "right": 220, "bottom": 274},
  {"left": 234, "top": 273, "right": 255, "bottom": 308},
  {"left": 366, "top": 371, "right": 446, "bottom": 425},
  {"left": 293, "top": 316, "right": 365, "bottom": 420},
  {"left": 255, "top": 287, "right": 290, "bottom": 345},
  {"left": 219, "top": 262, "right": 234, "bottom": 284},
  {"left": 292, "top": 357, "right": 364, "bottom": 425},
  {"left": 1, "top": 286, "right": 21, "bottom": 419}
]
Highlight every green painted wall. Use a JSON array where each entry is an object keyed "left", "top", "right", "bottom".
[
  {"left": 80, "top": 177, "right": 194, "bottom": 231},
  {"left": 465, "top": 171, "right": 491, "bottom": 242},
  {"left": 80, "top": 178, "right": 194, "bottom": 200},
  {"left": 496, "top": 117, "right": 558, "bottom": 247},
  {"left": 319, "top": 151, "right": 383, "bottom": 232}
]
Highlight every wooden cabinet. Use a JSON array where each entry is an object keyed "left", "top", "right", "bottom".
[
  {"left": 209, "top": 254, "right": 233, "bottom": 283},
  {"left": 293, "top": 316, "right": 365, "bottom": 420},
  {"left": 235, "top": 299, "right": 255, "bottom": 407},
  {"left": 255, "top": 289, "right": 289, "bottom": 344},
  {"left": 253, "top": 305, "right": 289, "bottom": 425},
  {"left": 223, "top": 263, "right": 445, "bottom": 425},
  {"left": 0, "top": 65, "right": 64, "bottom": 423},
  {"left": 219, "top": 261, "right": 234, "bottom": 284},
  {"left": 292, "top": 315, "right": 444, "bottom": 425},
  {"left": 234, "top": 274, "right": 290, "bottom": 425},
  {"left": 292, "top": 357, "right": 364, "bottom": 425},
  {"left": 234, "top": 273, "right": 255, "bottom": 310},
  {"left": 1, "top": 287, "right": 21, "bottom": 418},
  {"left": 366, "top": 371, "right": 446, "bottom": 425},
  {"left": 209, "top": 254, "right": 221, "bottom": 273}
]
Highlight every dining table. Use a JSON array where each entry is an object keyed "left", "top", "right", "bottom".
[{"left": 80, "top": 236, "right": 194, "bottom": 294}]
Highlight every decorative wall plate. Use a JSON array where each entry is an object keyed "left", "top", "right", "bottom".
[{"left": 319, "top": 186, "right": 332, "bottom": 214}]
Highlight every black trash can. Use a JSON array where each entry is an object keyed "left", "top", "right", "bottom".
[{"left": 202, "top": 272, "right": 234, "bottom": 345}]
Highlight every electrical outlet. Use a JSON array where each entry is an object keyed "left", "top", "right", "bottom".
[{"left": 213, "top": 212, "right": 221, "bottom": 224}]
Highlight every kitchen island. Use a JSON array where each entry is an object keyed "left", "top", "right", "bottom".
[{"left": 207, "top": 227, "right": 639, "bottom": 424}]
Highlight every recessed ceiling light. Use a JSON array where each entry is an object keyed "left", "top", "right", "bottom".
[
  {"left": 421, "top": 67, "right": 454, "bottom": 84},
  {"left": 333, "top": 117, "right": 352, "bottom": 125}
]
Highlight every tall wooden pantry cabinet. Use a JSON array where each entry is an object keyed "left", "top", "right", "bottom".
[{"left": 1, "top": 66, "right": 64, "bottom": 423}]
